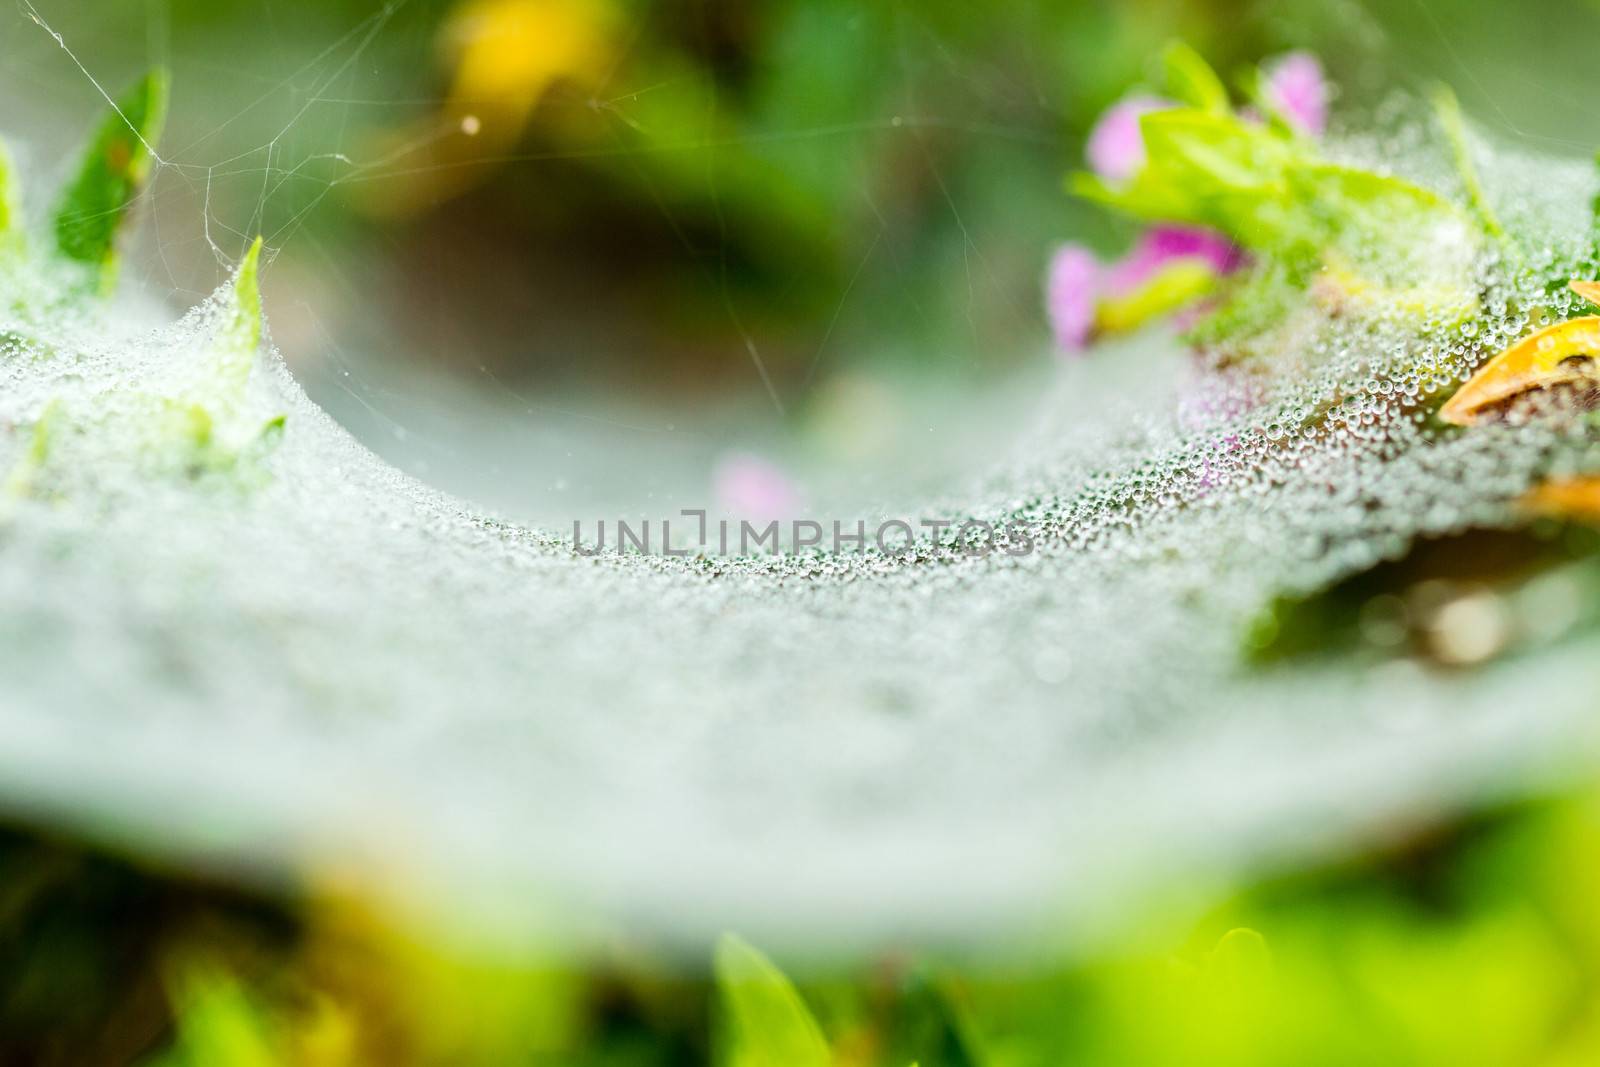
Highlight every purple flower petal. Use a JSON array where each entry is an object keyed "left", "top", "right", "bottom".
[
  {"left": 1102, "top": 225, "right": 1243, "bottom": 296},
  {"left": 1263, "top": 51, "right": 1327, "bottom": 137},
  {"left": 1085, "top": 94, "right": 1174, "bottom": 183},
  {"left": 714, "top": 452, "right": 802, "bottom": 522},
  {"left": 1045, "top": 244, "right": 1101, "bottom": 354}
]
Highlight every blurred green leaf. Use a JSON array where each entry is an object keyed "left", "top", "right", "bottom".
[
  {"left": 218, "top": 236, "right": 264, "bottom": 383},
  {"left": 714, "top": 934, "right": 830, "bottom": 1067},
  {"left": 1294, "top": 162, "right": 1456, "bottom": 230},
  {"left": 1207, "top": 927, "right": 1271, "bottom": 991},
  {"left": 1095, "top": 259, "right": 1219, "bottom": 335},
  {"left": 1073, "top": 108, "right": 1301, "bottom": 251},
  {"left": 0, "top": 137, "right": 19, "bottom": 241},
  {"left": 151, "top": 958, "right": 279, "bottom": 1067},
  {"left": 53, "top": 69, "right": 168, "bottom": 286},
  {"left": 1162, "top": 41, "right": 1229, "bottom": 113},
  {"left": 1074, "top": 104, "right": 1463, "bottom": 267},
  {"left": 889, "top": 969, "right": 985, "bottom": 1067}
]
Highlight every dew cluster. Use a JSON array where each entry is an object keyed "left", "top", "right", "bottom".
[{"left": 4, "top": 113, "right": 1600, "bottom": 953}]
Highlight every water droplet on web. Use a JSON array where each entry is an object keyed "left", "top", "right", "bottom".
[{"left": 2, "top": 93, "right": 1600, "bottom": 942}]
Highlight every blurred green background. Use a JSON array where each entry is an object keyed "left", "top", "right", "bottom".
[
  {"left": 7, "top": 0, "right": 1590, "bottom": 402},
  {"left": 6, "top": 0, "right": 1600, "bottom": 521}
]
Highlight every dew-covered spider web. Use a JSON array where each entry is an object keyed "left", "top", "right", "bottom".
[{"left": 4, "top": 1, "right": 1600, "bottom": 955}]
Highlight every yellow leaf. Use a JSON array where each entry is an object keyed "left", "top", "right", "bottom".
[
  {"left": 445, "top": 0, "right": 613, "bottom": 127},
  {"left": 1519, "top": 475, "right": 1600, "bottom": 525},
  {"left": 1439, "top": 282, "right": 1600, "bottom": 425},
  {"left": 1570, "top": 279, "right": 1600, "bottom": 309}
]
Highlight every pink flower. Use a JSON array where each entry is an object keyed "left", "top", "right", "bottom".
[
  {"left": 1046, "top": 228, "right": 1245, "bottom": 356},
  {"left": 1101, "top": 225, "right": 1243, "bottom": 295},
  {"left": 1085, "top": 94, "right": 1174, "bottom": 183},
  {"left": 714, "top": 452, "right": 802, "bottom": 522},
  {"left": 1045, "top": 244, "right": 1101, "bottom": 354},
  {"left": 1262, "top": 51, "right": 1327, "bottom": 137},
  {"left": 1049, "top": 51, "right": 1327, "bottom": 356}
]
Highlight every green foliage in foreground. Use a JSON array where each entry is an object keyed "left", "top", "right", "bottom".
[
  {"left": 8, "top": 788, "right": 1600, "bottom": 1066},
  {"left": 714, "top": 935, "right": 832, "bottom": 1067}
]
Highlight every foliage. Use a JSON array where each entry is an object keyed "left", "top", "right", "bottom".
[
  {"left": 1069, "top": 46, "right": 1485, "bottom": 348},
  {"left": 713, "top": 935, "right": 831, "bottom": 1067},
  {"left": 9, "top": 788, "right": 1600, "bottom": 1065},
  {"left": 52, "top": 69, "right": 168, "bottom": 291}
]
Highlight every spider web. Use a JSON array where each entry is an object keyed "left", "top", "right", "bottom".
[{"left": 5, "top": 0, "right": 1600, "bottom": 955}]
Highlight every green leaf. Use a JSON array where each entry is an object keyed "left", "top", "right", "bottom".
[
  {"left": 231, "top": 238, "right": 264, "bottom": 345},
  {"left": 1095, "top": 259, "right": 1219, "bottom": 335},
  {"left": 1291, "top": 164, "right": 1472, "bottom": 290},
  {"left": 52, "top": 68, "right": 168, "bottom": 285},
  {"left": 887, "top": 969, "right": 985, "bottom": 1067},
  {"left": 218, "top": 237, "right": 264, "bottom": 379},
  {"left": 1139, "top": 111, "right": 1265, "bottom": 190},
  {"left": 232, "top": 415, "right": 287, "bottom": 479},
  {"left": 1074, "top": 105, "right": 1468, "bottom": 273},
  {"left": 0, "top": 137, "right": 19, "bottom": 240},
  {"left": 1295, "top": 163, "right": 1456, "bottom": 226},
  {"left": 1078, "top": 109, "right": 1303, "bottom": 248},
  {"left": 155, "top": 958, "right": 279, "bottom": 1067},
  {"left": 1162, "top": 41, "right": 1229, "bottom": 114},
  {"left": 714, "top": 933, "right": 831, "bottom": 1067},
  {"left": 1208, "top": 927, "right": 1272, "bottom": 992},
  {"left": 1068, "top": 168, "right": 1194, "bottom": 225},
  {"left": 192, "top": 236, "right": 271, "bottom": 435}
]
